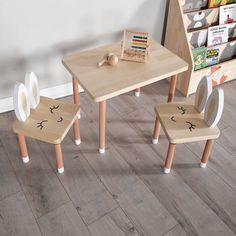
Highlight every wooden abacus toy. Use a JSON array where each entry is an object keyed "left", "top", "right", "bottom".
[
  {"left": 12, "top": 72, "right": 81, "bottom": 173},
  {"left": 152, "top": 76, "right": 224, "bottom": 174}
]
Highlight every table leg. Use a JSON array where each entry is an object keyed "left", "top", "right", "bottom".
[
  {"left": 167, "top": 75, "right": 177, "bottom": 103},
  {"left": 99, "top": 101, "right": 106, "bottom": 154},
  {"left": 134, "top": 88, "right": 141, "bottom": 97},
  {"left": 72, "top": 77, "right": 81, "bottom": 119}
]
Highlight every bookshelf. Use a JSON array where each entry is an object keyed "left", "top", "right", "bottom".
[{"left": 165, "top": 0, "right": 236, "bottom": 96}]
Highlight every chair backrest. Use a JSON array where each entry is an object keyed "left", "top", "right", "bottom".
[
  {"left": 13, "top": 82, "right": 30, "bottom": 122},
  {"left": 194, "top": 76, "right": 212, "bottom": 113},
  {"left": 25, "top": 72, "right": 40, "bottom": 109},
  {"left": 204, "top": 88, "right": 224, "bottom": 128}
]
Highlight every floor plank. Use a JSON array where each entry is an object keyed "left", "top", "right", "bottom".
[
  {"left": 0, "top": 139, "right": 21, "bottom": 201},
  {"left": 37, "top": 136, "right": 118, "bottom": 225},
  {"left": 0, "top": 113, "right": 70, "bottom": 218},
  {"left": 37, "top": 201, "right": 91, "bottom": 236},
  {"left": 88, "top": 208, "right": 141, "bottom": 236},
  {"left": 0, "top": 192, "right": 41, "bottom": 236}
]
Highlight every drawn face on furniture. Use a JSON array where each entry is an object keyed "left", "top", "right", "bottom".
[
  {"left": 168, "top": 76, "right": 217, "bottom": 132},
  {"left": 13, "top": 72, "right": 64, "bottom": 130}
]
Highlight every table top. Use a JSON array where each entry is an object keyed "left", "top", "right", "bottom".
[{"left": 62, "top": 40, "right": 188, "bottom": 102}]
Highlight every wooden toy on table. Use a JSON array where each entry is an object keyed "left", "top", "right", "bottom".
[
  {"left": 121, "top": 29, "right": 150, "bottom": 63},
  {"left": 97, "top": 53, "right": 119, "bottom": 68},
  {"left": 12, "top": 72, "right": 81, "bottom": 173},
  {"left": 152, "top": 76, "right": 224, "bottom": 174}
]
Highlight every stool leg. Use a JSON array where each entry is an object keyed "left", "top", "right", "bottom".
[
  {"left": 99, "top": 101, "right": 106, "bottom": 154},
  {"left": 164, "top": 143, "right": 176, "bottom": 174},
  {"left": 17, "top": 134, "right": 29, "bottom": 163},
  {"left": 134, "top": 88, "right": 141, "bottom": 97},
  {"left": 54, "top": 144, "right": 64, "bottom": 173},
  {"left": 73, "top": 77, "right": 81, "bottom": 119},
  {"left": 152, "top": 117, "right": 161, "bottom": 144},
  {"left": 201, "top": 140, "right": 214, "bottom": 168},
  {"left": 73, "top": 118, "right": 81, "bottom": 146}
]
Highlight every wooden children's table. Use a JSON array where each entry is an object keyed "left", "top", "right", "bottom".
[{"left": 62, "top": 40, "right": 188, "bottom": 153}]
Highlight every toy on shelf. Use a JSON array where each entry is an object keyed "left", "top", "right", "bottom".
[
  {"left": 121, "top": 29, "right": 150, "bottom": 63},
  {"left": 152, "top": 76, "right": 224, "bottom": 174},
  {"left": 12, "top": 72, "right": 81, "bottom": 173},
  {"left": 97, "top": 53, "right": 119, "bottom": 68}
]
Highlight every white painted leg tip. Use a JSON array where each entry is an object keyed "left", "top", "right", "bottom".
[
  {"left": 22, "top": 156, "right": 29, "bottom": 163},
  {"left": 77, "top": 113, "right": 81, "bottom": 119},
  {"left": 75, "top": 139, "right": 81, "bottom": 145},
  {"left": 152, "top": 138, "right": 159, "bottom": 144},
  {"left": 135, "top": 92, "right": 140, "bottom": 97},
  {"left": 200, "top": 162, "right": 207, "bottom": 168},
  {"left": 58, "top": 167, "right": 64, "bottom": 173},
  {"left": 99, "top": 148, "right": 105, "bottom": 154},
  {"left": 164, "top": 168, "right": 171, "bottom": 174}
]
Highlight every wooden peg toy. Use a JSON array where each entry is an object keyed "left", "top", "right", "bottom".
[{"left": 97, "top": 53, "right": 119, "bottom": 68}]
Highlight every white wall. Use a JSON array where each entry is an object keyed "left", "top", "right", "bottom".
[{"left": 0, "top": 0, "right": 167, "bottom": 100}]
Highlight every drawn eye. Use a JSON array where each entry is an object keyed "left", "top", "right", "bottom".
[
  {"left": 37, "top": 120, "right": 48, "bottom": 130},
  {"left": 171, "top": 116, "right": 177, "bottom": 122},
  {"left": 177, "top": 106, "right": 187, "bottom": 115},
  {"left": 57, "top": 117, "right": 63, "bottom": 123},
  {"left": 50, "top": 105, "right": 59, "bottom": 114},
  {"left": 186, "top": 121, "right": 196, "bottom": 132}
]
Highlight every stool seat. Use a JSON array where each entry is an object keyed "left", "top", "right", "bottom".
[
  {"left": 155, "top": 102, "right": 220, "bottom": 144},
  {"left": 13, "top": 96, "right": 80, "bottom": 144}
]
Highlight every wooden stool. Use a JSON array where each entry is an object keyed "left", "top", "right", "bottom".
[
  {"left": 12, "top": 72, "right": 81, "bottom": 173},
  {"left": 152, "top": 76, "right": 224, "bottom": 174}
]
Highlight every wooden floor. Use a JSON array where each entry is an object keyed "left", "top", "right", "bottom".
[{"left": 0, "top": 79, "right": 235, "bottom": 236}]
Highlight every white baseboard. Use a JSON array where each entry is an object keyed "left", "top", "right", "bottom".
[{"left": 0, "top": 83, "right": 84, "bottom": 114}]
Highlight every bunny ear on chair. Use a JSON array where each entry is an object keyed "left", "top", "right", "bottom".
[
  {"left": 204, "top": 88, "right": 224, "bottom": 128},
  {"left": 13, "top": 82, "right": 30, "bottom": 122},
  {"left": 194, "top": 76, "right": 212, "bottom": 113},
  {"left": 25, "top": 72, "right": 40, "bottom": 109}
]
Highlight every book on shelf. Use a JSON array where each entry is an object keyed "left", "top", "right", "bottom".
[
  {"left": 182, "top": 0, "right": 208, "bottom": 12},
  {"left": 206, "top": 46, "right": 220, "bottom": 66},
  {"left": 208, "top": 0, "right": 236, "bottom": 8},
  {"left": 219, "top": 4, "right": 236, "bottom": 24},
  {"left": 192, "top": 47, "right": 207, "bottom": 71},
  {"left": 207, "top": 25, "right": 229, "bottom": 46}
]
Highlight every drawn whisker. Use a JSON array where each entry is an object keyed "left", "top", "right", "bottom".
[
  {"left": 37, "top": 120, "right": 48, "bottom": 130},
  {"left": 177, "top": 106, "right": 187, "bottom": 115},
  {"left": 50, "top": 105, "right": 59, "bottom": 114},
  {"left": 186, "top": 121, "right": 196, "bottom": 132},
  {"left": 171, "top": 116, "right": 177, "bottom": 122},
  {"left": 57, "top": 117, "right": 63, "bottom": 123}
]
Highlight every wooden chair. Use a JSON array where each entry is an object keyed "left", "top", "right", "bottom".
[
  {"left": 12, "top": 72, "right": 81, "bottom": 173},
  {"left": 152, "top": 76, "right": 224, "bottom": 174}
]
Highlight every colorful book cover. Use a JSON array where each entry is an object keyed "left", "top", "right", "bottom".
[
  {"left": 221, "top": 0, "right": 236, "bottom": 6},
  {"left": 206, "top": 47, "right": 220, "bottom": 66},
  {"left": 219, "top": 4, "right": 236, "bottom": 24},
  {"left": 208, "top": 0, "right": 222, "bottom": 8},
  {"left": 192, "top": 47, "right": 207, "bottom": 71},
  {"left": 207, "top": 25, "right": 229, "bottom": 46}
]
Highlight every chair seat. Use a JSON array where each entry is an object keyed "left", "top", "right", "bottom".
[
  {"left": 155, "top": 102, "right": 220, "bottom": 144},
  {"left": 13, "top": 97, "right": 79, "bottom": 144}
]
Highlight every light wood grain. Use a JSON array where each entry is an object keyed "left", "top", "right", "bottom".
[
  {"left": 62, "top": 40, "right": 188, "bottom": 102},
  {"left": 13, "top": 96, "right": 79, "bottom": 144},
  {"left": 37, "top": 202, "right": 91, "bottom": 236},
  {"left": 155, "top": 102, "right": 220, "bottom": 143},
  {"left": 0, "top": 192, "right": 41, "bottom": 236}
]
